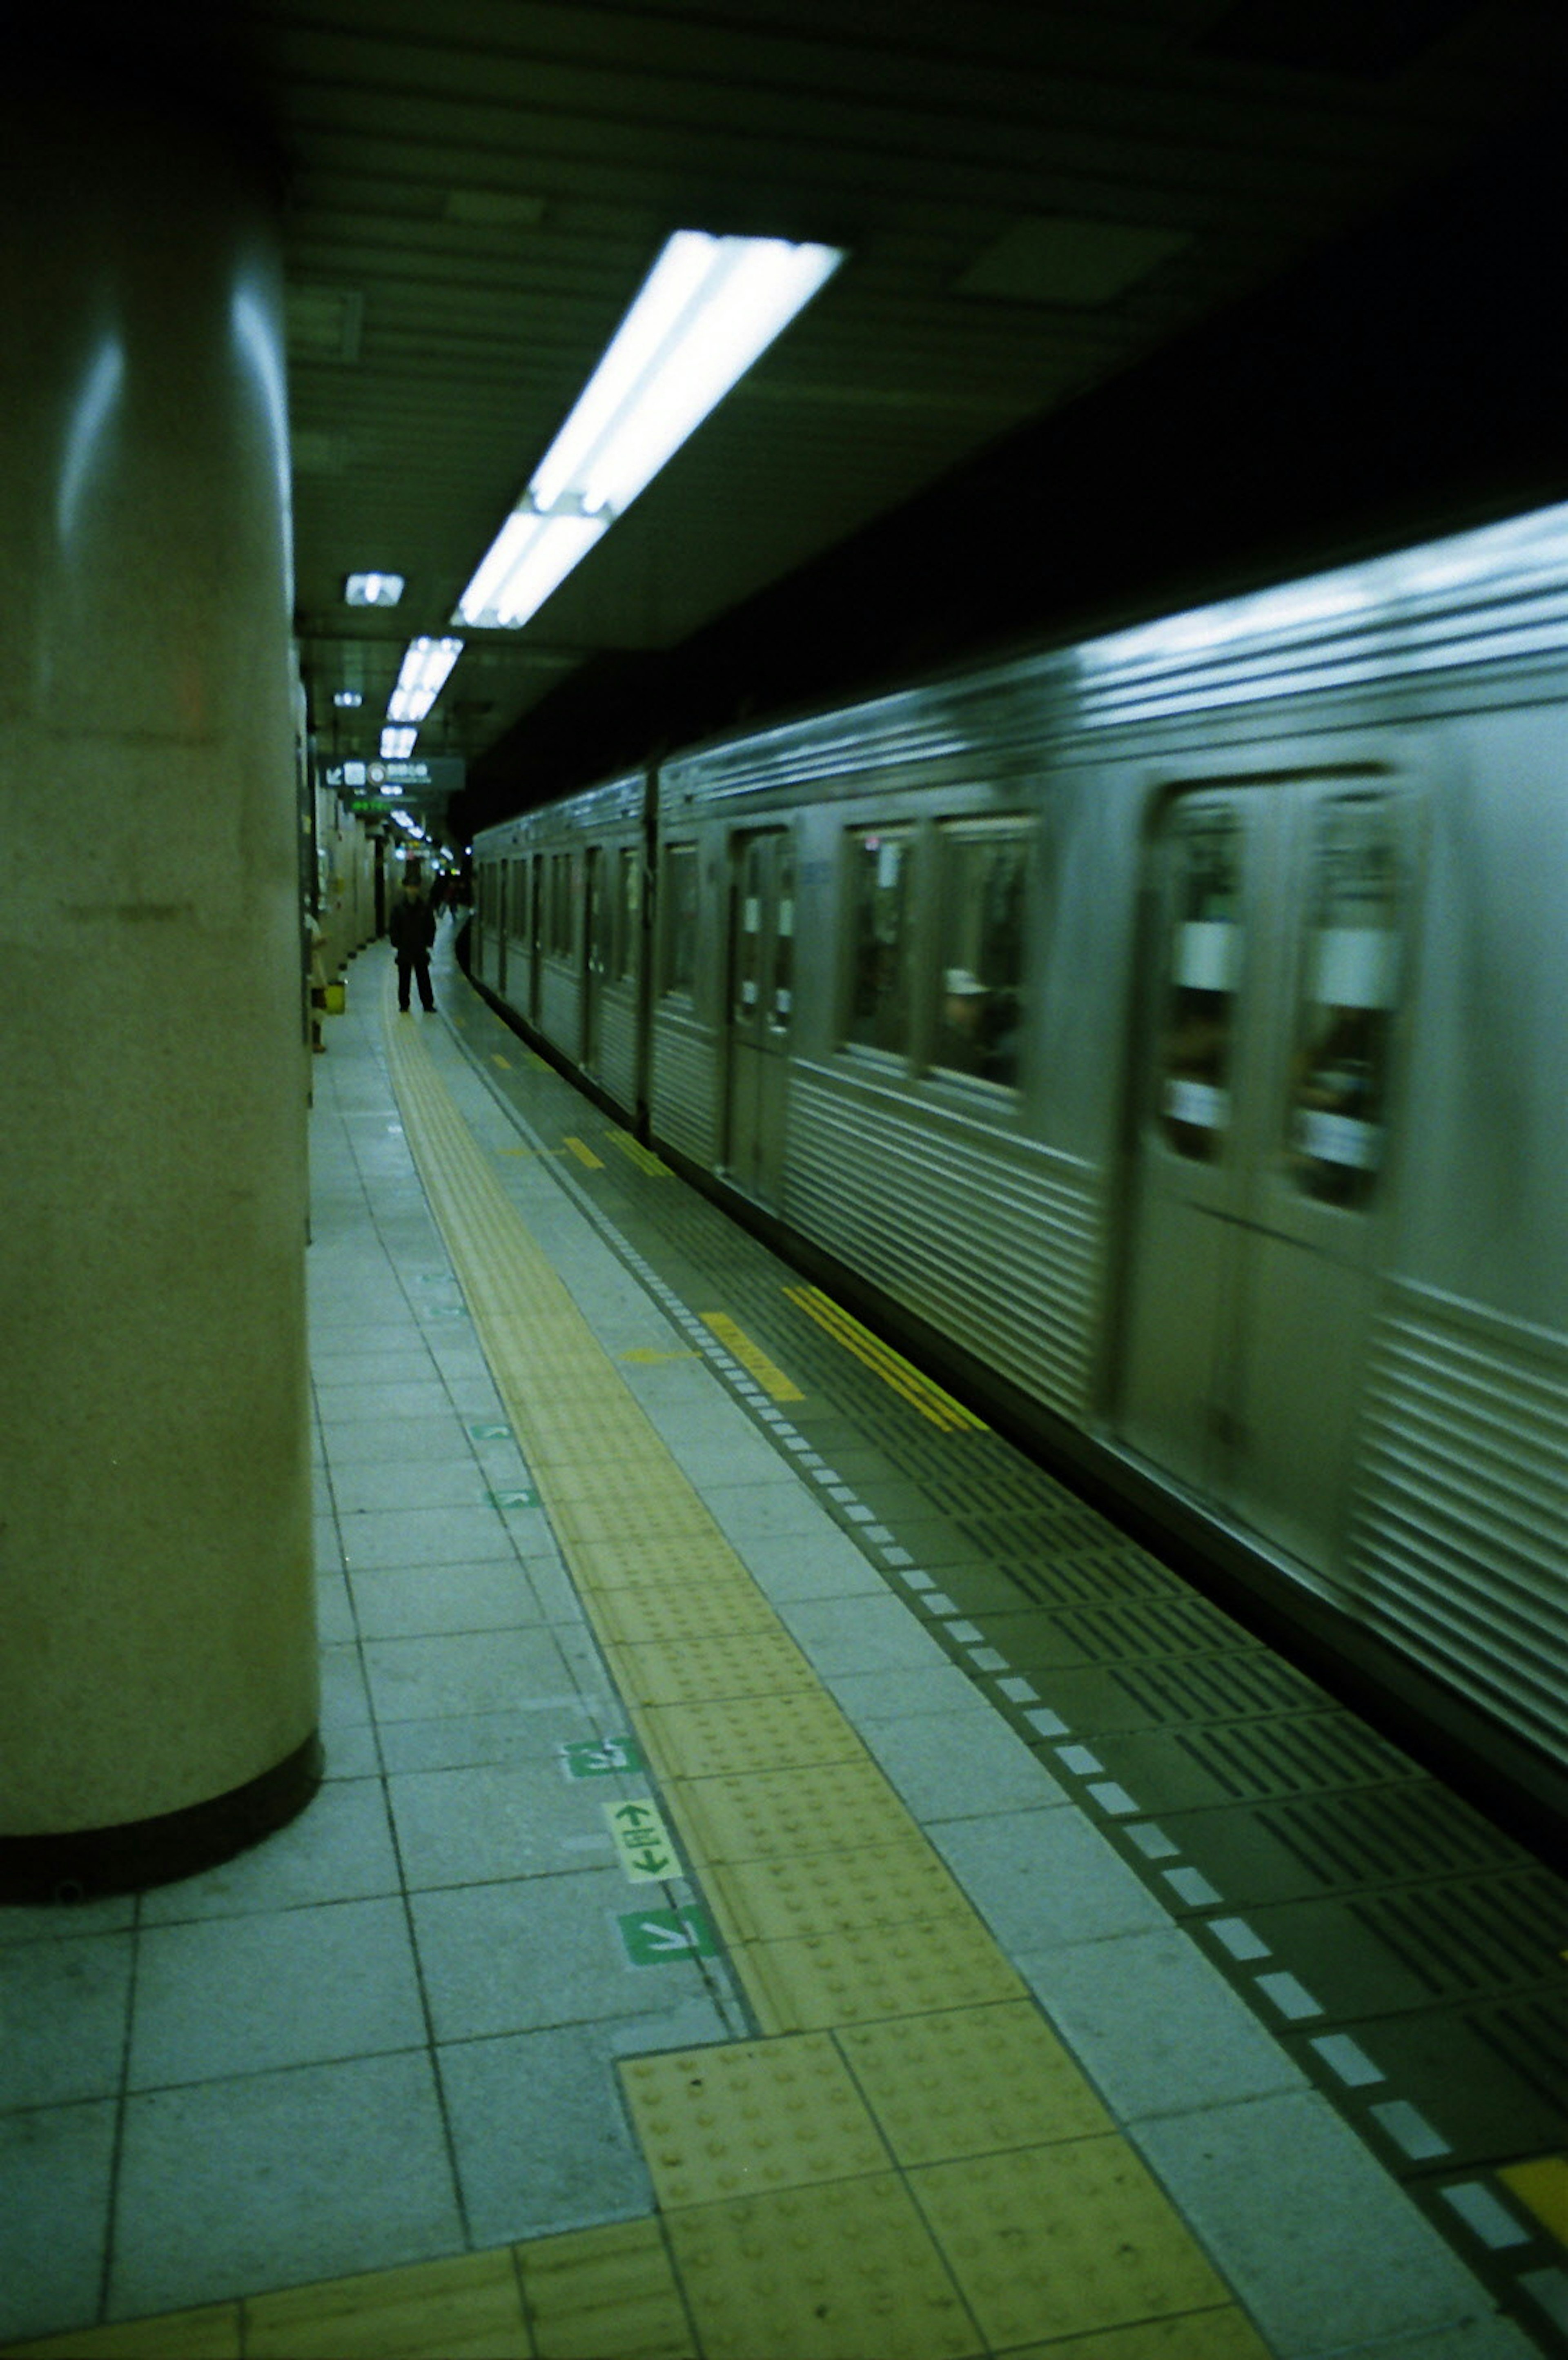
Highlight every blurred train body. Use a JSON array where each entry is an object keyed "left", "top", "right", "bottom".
[{"left": 473, "top": 504, "right": 1568, "bottom": 1822}]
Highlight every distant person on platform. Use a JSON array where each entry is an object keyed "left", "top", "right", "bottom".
[{"left": 390, "top": 878, "right": 437, "bottom": 1013}]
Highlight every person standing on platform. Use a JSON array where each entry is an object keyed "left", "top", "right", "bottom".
[{"left": 390, "top": 877, "right": 437, "bottom": 1012}]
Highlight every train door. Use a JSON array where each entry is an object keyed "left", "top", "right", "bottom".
[
  {"left": 496, "top": 862, "right": 510, "bottom": 997},
  {"left": 725, "top": 829, "right": 794, "bottom": 1205},
  {"left": 529, "top": 855, "right": 543, "bottom": 1019},
  {"left": 583, "top": 846, "right": 604, "bottom": 1070},
  {"left": 1116, "top": 777, "right": 1411, "bottom": 1585}
]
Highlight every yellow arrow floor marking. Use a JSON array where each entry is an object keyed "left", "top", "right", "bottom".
[{"left": 700, "top": 1314, "right": 804, "bottom": 1403}]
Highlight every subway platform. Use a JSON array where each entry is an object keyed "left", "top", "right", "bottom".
[{"left": 2, "top": 931, "right": 1564, "bottom": 2360}]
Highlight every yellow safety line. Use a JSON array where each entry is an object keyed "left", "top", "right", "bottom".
[
  {"left": 784, "top": 1283, "right": 987, "bottom": 1432},
  {"left": 563, "top": 1135, "right": 605, "bottom": 1169},
  {"left": 490, "top": 1052, "right": 512, "bottom": 1069},
  {"left": 699, "top": 1313, "right": 804, "bottom": 1403}
]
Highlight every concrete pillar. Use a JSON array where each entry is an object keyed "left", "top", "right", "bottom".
[{"left": 0, "top": 82, "right": 320, "bottom": 1898}]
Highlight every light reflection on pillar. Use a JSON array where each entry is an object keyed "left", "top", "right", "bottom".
[
  {"left": 56, "top": 329, "right": 125, "bottom": 548},
  {"left": 230, "top": 275, "right": 293, "bottom": 599}
]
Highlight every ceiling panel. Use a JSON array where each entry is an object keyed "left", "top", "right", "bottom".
[{"left": 224, "top": 0, "right": 1564, "bottom": 781}]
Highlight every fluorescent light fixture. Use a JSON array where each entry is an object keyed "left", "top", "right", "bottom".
[
  {"left": 387, "top": 636, "right": 464, "bottom": 723},
  {"left": 381, "top": 726, "right": 417, "bottom": 758},
  {"left": 333, "top": 689, "right": 363, "bottom": 708},
  {"left": 456, "top": 229, "right": 844, "bottom": 630},
  {"left": 345, "top": 572, "right": 404, "bottom": 607}
]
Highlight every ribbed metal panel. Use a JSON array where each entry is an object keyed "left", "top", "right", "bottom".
[
  {"left": 785, "top": 1069, "right": 1100, "bottom": 1420},
  {"left": 596, "top": 993, "right": 638, "bottom": 1118},
  {"left": 659, "top": 506, "right": 1568, "bottom": 810},
  {"left": 539, "top": 964, "right": 581, "bottom": 1057},
  {"left": 1348, "top": 1290, "right": 1568, "bottom": 1770},
  {"left": 650, "top": 1017, "right": 719, "bottom": 1164}
]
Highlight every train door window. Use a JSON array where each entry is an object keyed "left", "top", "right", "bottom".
[
  {"left": 550, "top": 854, "right": 573, "bottom": 957},
  {"left": 845, "top": 827, "right": 913, "bottom": 1055},
  {"left": 933, "top": 821, "right": 1027, "bottom": 1088},
  {"left": 612, "top": 846, "right": 640, "bottom": 984},
  {"left": 1285, "top": 794, "right": 1401, "bottom": 1207},
  {"left": 735, "top": 837, "right": 765, "bottom": 1020},
  {"left": 662, "top": 844, "right": 699, "bottom": 996},
  {"left": 1157, "top": 805, "right": 1243, "bottom": 1162},
  {"left": 588, "top": 848, "right": 612, "bottom": 976},
  {"left": 772, "top": 842, "right": 795, "bottom": 1032}
]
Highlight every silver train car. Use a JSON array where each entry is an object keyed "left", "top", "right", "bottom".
[{"left": 472, "top": 503, "right": 1568, "bottom": 1828}]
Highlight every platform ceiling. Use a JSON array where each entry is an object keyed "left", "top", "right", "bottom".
[{"left": 194, "top": 2, "right": 1559, "bottom": 778}]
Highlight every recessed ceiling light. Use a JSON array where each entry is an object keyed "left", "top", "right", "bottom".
[
  {"left": 345, "top": 572, "right": 405, "bottom": 607},
  {"left": 388, "top": 637, "right": 464, "bottom": 724},
  {"left": 457, "top": 230, "right": 844, "bottom": 631},
  {"left": 333, "top": 689, "right": 363, "bottom": 708}
]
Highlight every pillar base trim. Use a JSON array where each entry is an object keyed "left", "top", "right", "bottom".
[{"left": 0, "top": 1732, "right": 324, "bottom": 1905}]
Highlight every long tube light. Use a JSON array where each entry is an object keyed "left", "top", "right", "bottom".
[
  {"left": 388, "top": 636, "right": 464, "bottom": 723},
  {"left": 456, "top": 230, "right": 844, "bottom": 632},
  {"left": 381, "top": 726, "right": 417, "bottom": 759}
]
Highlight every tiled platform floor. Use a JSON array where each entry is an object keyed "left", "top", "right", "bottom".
[{"left": 0, "top": 944, "right": 1549, "bottom": 2360}]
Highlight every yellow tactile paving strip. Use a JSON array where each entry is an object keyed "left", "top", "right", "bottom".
[
  {"left": 5, "top": 1000, "right": 1274, "bottom": 2359},
  {"left": 377, "top": 1000, "right": 1274, "bottom": 2358}
]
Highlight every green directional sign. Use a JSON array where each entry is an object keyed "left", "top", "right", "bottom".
[
  {"left": 560, "top": 1737, "right": 643, "bottom": 1779},
  {"left": 617, "top": 1906, "right": 716, "bottom": 1967},
  {"left": 605, "top": 1799, "right": 679, "bottom": 1881}
]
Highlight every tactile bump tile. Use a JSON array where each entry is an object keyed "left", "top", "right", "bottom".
[
  {"left": 662, "top": 2174, "right": 980, "bottom": 2360},
  {"left": 515, "top": 2214, "right": 696, "bottom": 2360},
  {"left": 618, "top": 2037, "right": 888, "bottom": 2208},
  {"left": 553, "top": 1493, "right": 727, "bottom": 1552},
  {"left": 744, "top": 1921, "right": 1027, "bottom": 2033},
  {"left": 910, "top": 2138, "right": 1230, "bottom": 2348},
  {"left": 245, "top": 2248, "right": 526, "bottom": 2359},
  {"left": 996, "top": 2307, "right": 1276, "bottom": 2359},
  {"left": 710, "top": 1839, "right": 972, "bottom": 1944},
  {"left": 837, "top": 2000, "right": 1114, "bottom": 2164},
  {"left": 2, "top": 2305, "right": 244, "bottom": 2359},
  {"left": 603, "top": 1630, "right": 813, "bottom": 1709},
  {"left": 669, "top": 1761, "right": 922, "bottom": 1864},
  {"left": 568, "top": 1536, "right": 750, "bottom": 1595},
  {"left": 640, "top": 1694, "right": 866, "bottom": 1781},
  {"left": 592, "top": 1581, "right": 781, "bottom": 1651}
]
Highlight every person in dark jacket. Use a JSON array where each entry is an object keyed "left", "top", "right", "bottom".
[{"left": 389, "top": 878, "right": 437, "bottom": 1011}]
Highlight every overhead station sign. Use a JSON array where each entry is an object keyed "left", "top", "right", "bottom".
[{"left": 322, "top": 755, "right": 466, "bottom": 799}]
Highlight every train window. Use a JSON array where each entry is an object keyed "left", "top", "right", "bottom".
[
  {"left": 612, "top": 846, "right": 640, "bottom": 984},
  {"left": 662, "top": 844, "right": 699, "bottom": 996},
  {"left": 933, "top": 823, "right": 1027, "bottom": 1088},
  {"left": 1286, "top": 795, "right": 1401, "bottom": 1208},
  {"left": 1158, "top": 806, "right": 1242, "bottom": 1162},
  {"left": 550, "top": 854, "right": 574, "bottom": 958},
  {"left": 845, "top": 828, "right": 913, "bottom": 1055}
]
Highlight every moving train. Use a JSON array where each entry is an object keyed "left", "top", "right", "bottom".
[{"left": 470, "top": 502, "right": 1568, "bottom": 1830}]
